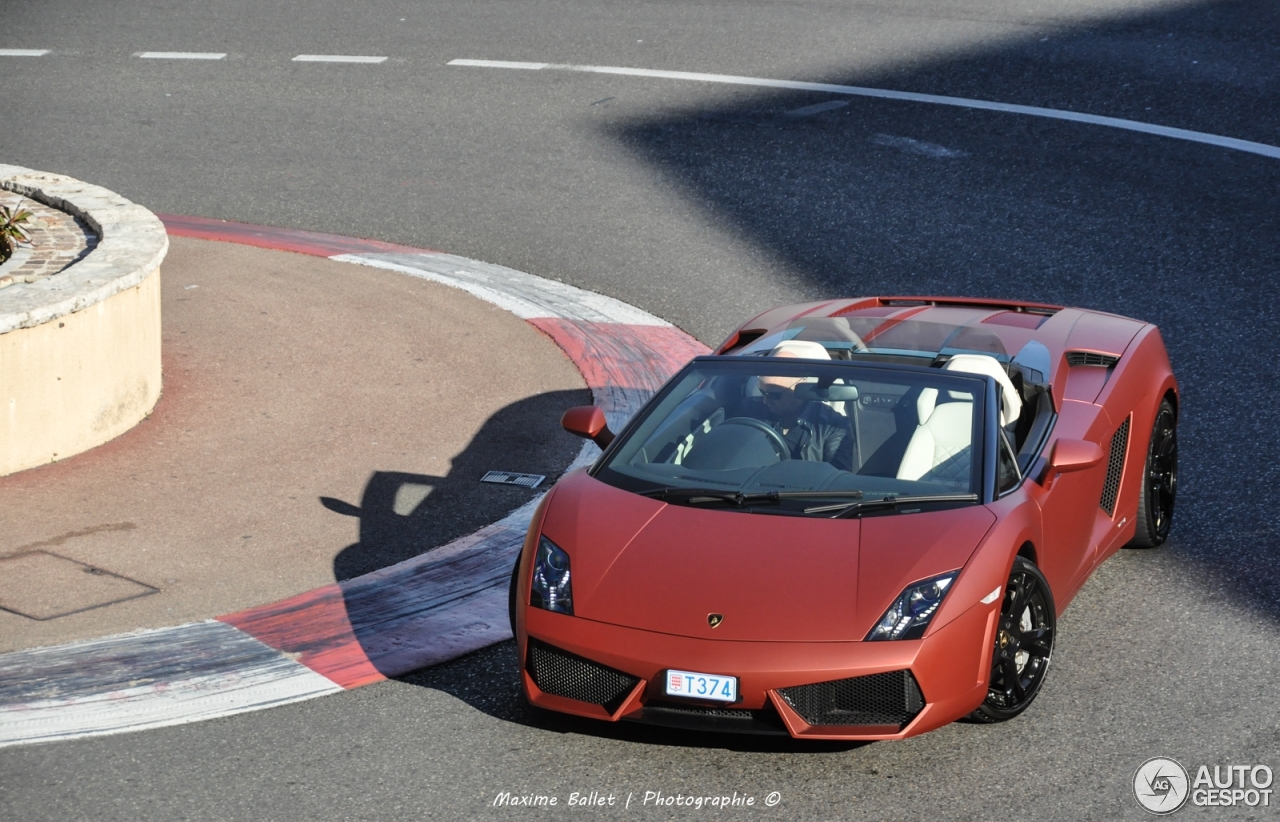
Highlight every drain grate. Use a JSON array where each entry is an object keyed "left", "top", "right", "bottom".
[{"left": 480, "top": 471, "right": 546, "bottom": 489}]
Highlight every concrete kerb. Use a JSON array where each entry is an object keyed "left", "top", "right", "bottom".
[
  {"left": 0, "top": 216, "right": 709, "bottom": 747},
  {"left": 0, "top": 165, "right": 168, "bottom": 476}
]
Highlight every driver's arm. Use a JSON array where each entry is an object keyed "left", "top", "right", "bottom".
[{"left": 818, "top": 410, "right": 854, "bottom": 472}]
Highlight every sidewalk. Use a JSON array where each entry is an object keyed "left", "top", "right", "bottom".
[{"left": 0, "top": 234, "right": 589, "bottom": 654}]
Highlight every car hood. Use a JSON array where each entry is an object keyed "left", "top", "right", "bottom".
[{"left": 541, "top": 472, "right": 997, "bottom": 641}]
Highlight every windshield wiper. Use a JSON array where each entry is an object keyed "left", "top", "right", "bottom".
[
  {"left": 637, "top": 488, "right": 783, "bottom": 506},
  {"left": 804, "top": 493, "right": 979, "bottom": 517},
  {"left": 637, "top": 488, "right": 866, "bottom": 507}
]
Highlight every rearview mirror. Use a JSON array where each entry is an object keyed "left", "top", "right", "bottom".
[
  {"left": 794, "top": 383, "right": 859, "bottom": 402},
  {"left": 561, "top": 406, "right": 615, "bottom": 448}
]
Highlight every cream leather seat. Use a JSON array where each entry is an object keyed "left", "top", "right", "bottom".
[
  {"left": 768, "top": 340, "right": 831, "bottom": 360},
  {"left": 943, "top": 354, "right": 1022, "bottom": 427},
  {"left": 896, "top": 354, "right": 1021, "bottom": 484}
]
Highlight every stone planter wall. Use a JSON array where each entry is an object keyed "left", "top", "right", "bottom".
[{"left": 0, "top": 166, "right": 167, "bottom": 476}]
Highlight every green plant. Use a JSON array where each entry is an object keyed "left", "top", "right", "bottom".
[{"left": 0, "top": 200, "right": 34, "bottom": 264}]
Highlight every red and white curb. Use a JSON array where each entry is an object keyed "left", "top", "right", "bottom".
[{"left": 0, "top": 217, "right": 707, "bottom": 747}]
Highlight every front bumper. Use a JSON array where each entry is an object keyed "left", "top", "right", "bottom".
[{"left": 519, "top": 598, "right": 997, "bottom": 740}]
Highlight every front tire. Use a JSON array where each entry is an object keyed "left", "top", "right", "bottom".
[
  {"left": 1128, "top": 399, "right": 1177, "bottom": 548},
  {"left": 968, "top": 556, "right": 1056, "bottom": 723}
]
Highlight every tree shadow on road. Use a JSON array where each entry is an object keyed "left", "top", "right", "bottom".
[{"left": 599, "top": 0, "right": 1280, "bottom": 625}]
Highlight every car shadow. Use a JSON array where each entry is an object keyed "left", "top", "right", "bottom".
[
  {"left": 328, "top": 384, "right": 861, "bottom": 752},
  {"left": 323, "top": 388, "right": 588, "bottom": 581}
]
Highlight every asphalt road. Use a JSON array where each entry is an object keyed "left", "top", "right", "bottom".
[{"left": 2, "top": 0, "right": 1279, "bottom": 819}]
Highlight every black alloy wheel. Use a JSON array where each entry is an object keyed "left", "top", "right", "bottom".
[
  {"left": 968, "top": 556, "right": 1056, "bottom": 723},
  {"left": 1129, "top": 399, "right": 1177, "bottom": 548}
]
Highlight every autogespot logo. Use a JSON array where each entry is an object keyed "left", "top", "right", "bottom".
[
  {"left": 1134, "top": 757, "right": 1275, "bottom": 814},
  {"left": 1134, "top": 757, "right": 1190, "bottom": 815}
]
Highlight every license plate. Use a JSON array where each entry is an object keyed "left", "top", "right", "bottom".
[{"left": 664, "top": 669, "right": 738, "bottom": 703}]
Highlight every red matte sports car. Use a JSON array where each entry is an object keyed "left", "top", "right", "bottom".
[{"left": 509, "top": 296, "right": 1178, "bottom": 739}]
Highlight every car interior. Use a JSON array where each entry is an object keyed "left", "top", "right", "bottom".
[{"left": 615, "top": 331, "right": 1056, "bottom": 500}]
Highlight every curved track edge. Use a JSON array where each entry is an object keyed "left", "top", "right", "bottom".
[{"left": 0, "top": 217, "right": 708, "bottom": 747}]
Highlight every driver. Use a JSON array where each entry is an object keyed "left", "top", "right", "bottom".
[{"left": 753, "top": 342, "right": 854, "bottom": 471}]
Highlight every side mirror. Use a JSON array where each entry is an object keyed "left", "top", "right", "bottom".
[
  {"left": 1041, "top": 438, "right": 1104, "bottom": 488},
  {"left": 561, "top": 406, "right": 615, "bottom": 449}
]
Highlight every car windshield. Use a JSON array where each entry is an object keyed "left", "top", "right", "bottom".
[{"left": 595, "top": 357, "right": 988, "bottom": 515}]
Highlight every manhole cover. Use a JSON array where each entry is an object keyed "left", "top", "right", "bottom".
[{"left": 0, "top": 551, "right": 156, "bottom": 620}]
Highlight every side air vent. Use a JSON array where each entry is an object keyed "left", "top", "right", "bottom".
[
  {"left": 777, "top": 670, "right": 924, "bottom": 729},
  {"left": 526, "top": 639, "right": 639, "bottom": 712},
  {"left": 1100, "top": 417, "right": 1130, "bottom": 515},
  {"left": 1066, "top": 351, "right": 1120, "bottom": 368}
]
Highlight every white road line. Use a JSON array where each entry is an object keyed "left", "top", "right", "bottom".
[
  {"left": 448, "top": 59, "right": 1280, "bottom": 161},
  {"left": 449, "top": 59, "right": 549, "bottom": 71},
  {"left": 0, "top": 49, "right": 50, "bottom": 57},
  {"left": 293, "top": 54, "right": 388, "bottom": 64},
  {"left": 136, "top": 52, "right": 227, "bottom": 60}
]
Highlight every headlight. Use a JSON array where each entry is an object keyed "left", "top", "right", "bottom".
[
  {"left": 865, "top": 571, "right": 958, "bottom": 641},
  {"left": 529, "top": 536, "right": 573, "bottom": 615}
]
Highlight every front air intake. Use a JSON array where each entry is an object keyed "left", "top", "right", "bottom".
[
  {"left": 777, "top": 670, "right": 924, "bottom": 728},
  {"left": 629, "top": 700, "right": 790, "bottom": 735},
  {"left": 1100, "top": 417, "right": 1130, "bottom": 516},
  {"left": 1066, "top": 351, "right": 1120, "bottom": 368},
  {"left": 526, "top": 639, "right": 639, "bottom": 712}
]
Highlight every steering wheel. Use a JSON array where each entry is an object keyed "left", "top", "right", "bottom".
[{"left": 721, "top": 417, "right": 790, "bottom": 461}]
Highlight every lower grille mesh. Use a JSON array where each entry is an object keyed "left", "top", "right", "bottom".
[
  {"left": 1100, "top": 417, "right": 1130, "bottom": 515},
  {"left": 646, "top": 701, "right": 756, "bottom": 719},
  {"left": 527, "top": 639, "right": 639, "bottom": 712},
  {"left": 778, "top": 670, "right": 924, "bottom": 728}
]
